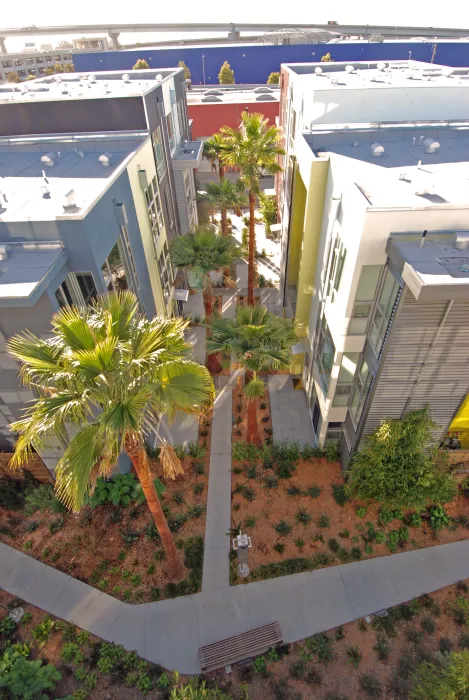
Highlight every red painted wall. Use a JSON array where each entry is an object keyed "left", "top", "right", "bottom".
[{"left": 187, "top": 101, "right": 279, "bottom": 139}]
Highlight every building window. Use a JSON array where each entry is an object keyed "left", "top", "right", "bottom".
[
  {"left": 164, "top": 185, "right": 176, "bottom": 235},
  {"left": 14, "top": 59, "right": 23, "bottom": 67},
  {"left": 369, "top": 268, "right": 401, "bottom": 356},
  {"left": 152, "top": 125, "right": 166, "bottom": 181},
  {"left": 25, "top": 58, "right": 34, "bottom": 65},
  {"left": 28, "top": 69, "right": 36, "bottom": 76},
  {"left": 177, "top": 99, "right": 187, "bottom": 141},
  {"left": 144, "top": 176, "right": 164, "bottom": 249},
  {"left": 54, "top": 55, "right": 61, "bottom": 61},
  {"left": 315, "top": 315, "right": 335, "bottom": 393},
  {"left": 166, "top": 113, "right": 175, "bottom": 151},
  {"left": 157, "top": 242, "right": 174, "bottom": 305},
  {"left": 17, "top": 70, "right": 26, "bottom": 77},
  {"left": 119, "top": 226, "right": 138, "bottom": 289},
  {"left": 332, "top": 352, "right": 359, "bottom": 407},
  {"left": 309, "top": 384, "right": 322, "bottom": 438},
  {"left": 55, "top": 280, "right": 74, "bottom": 308},
  {"left": 101, "top": 243, "right": 128, "bottom": 292},
  {"left": 348, "top": 265, "right": 382, "bottom": 335},
  {"left": 349, "top": 359, "right": 373, "bottom": 426},
  {"left": 75, "top": 273, "right": 98, "bottom": 305},
  {"left": 35, "top": 57, "right": 44, "bottom": 64},
  {"left": 2, "top": 60, "right": 12, "bottom": 68},
  {"left": 325, "top": 421, "right": 343, "bottom": 445},
  {"left": 325, "top": 234, "right": 346, "bottom": 301},
  {"left": 62, "top": 54, "right": 72, "bottom": 60},
  {"left": 45, "top": 56, "right": 53, "bottom": 62}
]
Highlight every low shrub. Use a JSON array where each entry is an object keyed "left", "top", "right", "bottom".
[
  {"left": 428, "top": 505, "right": 450, "bottom": 531},
  {"left": 274, "top": 520, "right": 292, "bottom": 536},
  {"left": 287, "top": 486, "right": 302, "bottom": 497},
  {"left": 305, "top": 633, "right": 334, "bottom": 662},
  {"left": 355, "top": 506, "right": 367, "bottom": 518},
  {"left": 346, "top": 645, "right": 363, "bottom": 667},
  {"left": 24, "top": 485, "right": 67, "bottom": 515},
  {"left": 296, "top": 509, "right": 312, "bottom": 525},
  {"left": 332, "top": 484, "right": 348, "bottom": 507},
  {"left": 306, "top": 484, "right": 322, "bottom": 499},
  {"left": 360, "top": 673, "right": 382, "bottom": 697},
  {"left": 273, "top": 542, "right": 285, "bottom": 554},
  {"left": 317, "top": 514, "right": 330, "bottom": 529},
  {"left": 421, "top": 616, "right": 436, "bottom": 634}
]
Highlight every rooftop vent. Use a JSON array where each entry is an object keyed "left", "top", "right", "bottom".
[
  {"left": 202, "top": 96, "right": 222, "bottom": 102},
  {"left": 122, "top": 73, "right": 131, "bottom": 83},
  {"left": 204, "top": 89, "right": 223, "bottom": 96},
  {"left": 101, "top": 83, "right": 110, "bottom": 95},
  {"left": 370, "top": 143, "right": 385, "bottom": 157},
  {"left": 345, "top": 65, "right": 354, "bottom": 74},
  {"left": 424, "top": 138, "right": 440, "bottom": 154},
  {"left": 256, "top": 94, "right": 276, "bottom": 101},
  {"left": 444, "top": 68, "right": 454, "bottom": 77},
  {"left": 41, "top": 153, "right": 55, "bottom": 167},
  {"left": 98, "top": 153, "right": 113, "bottom": 167},
  {"left": 377, "top": 62, "right": 387, "bottom": 71},
  {"left": 88, "top": 74, "right": 96, "bottom": 83},
  {"left": 63, "top": 190, "right": 76, "bottom": 210},
  {"left": 155, "top": 74, "right": 163, "bottom": 82},
  {"left": 314, "top": 66, "right": 323, "bottom": 75},
  {"left": 454, "top": 232, "right": 469, "bottom": 250},
  {"left": 253, "top": 86, "right": 273, "bottom": 93}
]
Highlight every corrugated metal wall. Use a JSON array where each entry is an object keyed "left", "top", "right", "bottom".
[
  {"left": 173, "top": 170, "right": 190, "bottom": 233},
  {"left": 361, "top": 291, "right": 469, "bottom": 441}
]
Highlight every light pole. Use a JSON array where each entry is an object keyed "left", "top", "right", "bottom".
[{"left": 202, "top": 55, "right": 206, "bottom": 85}]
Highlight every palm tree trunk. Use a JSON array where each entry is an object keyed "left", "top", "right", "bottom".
[
  {"left": 204, "top": 276, "right": 222, "bottom": 374},
  {"left": 247, "top": 399, "right": 261, "bottom": 446},
  {"left": 220, "top": 207, "right": 231, "bottom": 283},
  {"left": 219, "top": 164, "right": 225, "bottom": 180},
  {"left": 248, "top": 190, "right": 256, "bottom": 305},
  {"left": 124, "top": 433, "right": 183, "bottom": 579}
]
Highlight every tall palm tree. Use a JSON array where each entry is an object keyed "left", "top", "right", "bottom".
[
  {"left": 170, "top": 226, "right": 240, "bottom": 320},
  {"left": 220, "top": 113, "right": 285, "bottom": 305},
  {"left": 202, "top": 134, "right": 226, "bottom": 180},
  {"left": 198, "top": 179, "right": 248, "bottom": 238},
  {"left": 207, "top": 305, "right": 296, "bottom": 445},
  {"left": 7, "top": 292, "right": 214, "bottom": 579}
]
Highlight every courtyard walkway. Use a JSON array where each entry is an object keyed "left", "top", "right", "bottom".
[{"left": 2, "top": 539, "right": 469, "bottom": 674}]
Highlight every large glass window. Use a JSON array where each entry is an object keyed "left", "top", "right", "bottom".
[
  {"left": 369, "top": 269, "right": 400, "bottom": 356},
  {"left": 119, "top": 226, "right": 138, "bottom": 290},
  {"left": 325, "top": 421, "right": 342, "bottom": 445},
  {"left": 332, "top": 352, "right": 359, "bottom": 406},
  {"left": 55, "top": 280, "right": 74, "bottom": 308},
  {"left": 101, "top": 243, "right": 128, "bottom": 292},
  {"left": 315, "top": 315, "right": 335, "bottom": 393},
  {"left": 325, "top": 234, "right": 347, "bottom": 302},
  {"left": 349, "top": 359, "right": 373, "bottom": 426},
  {"left": 348, "top": 265, "right": 382, "bottom": 335},
  {"left": 166, "top": 113, "right": 175, "bottom": 151},
  {"left": 164, "top": 185, "right": 176, "bottom": 235},
  {"left": 152, "top": 125, "right": 166, "bottom": 181},
  {"left": 157, "top": 242, "right": 174, "bottom": 306},
  {"left": 144, "top": 176, "right": 164, "bottom": 249},
  {"left": 75, "top": 273, "right": 98, "bottom": 305}
]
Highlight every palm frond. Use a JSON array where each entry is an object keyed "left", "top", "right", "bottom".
[
  {"left": 159, "top": 441, "right": 184, "bottom": 480},
  {"left": 244, "top": 377, "right": 265, "bottom": 401}
]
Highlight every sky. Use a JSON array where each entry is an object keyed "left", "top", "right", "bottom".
[{"left": 1, "top": 0, "right": 468, "bottom": 51}]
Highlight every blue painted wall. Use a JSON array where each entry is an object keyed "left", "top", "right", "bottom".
[{"left": 74, "top": 42, "right": 469, "bottom": 85}]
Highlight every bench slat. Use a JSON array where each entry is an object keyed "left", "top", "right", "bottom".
[{"left": 199, "top": 622, "right": 282, "bottom": 671}]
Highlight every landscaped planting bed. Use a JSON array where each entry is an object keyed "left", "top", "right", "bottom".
[
  {"left": 230, "top": 438, "right": 469, "bottom": 585},
  {"left": 232, "top": 381, "right": 273, "bottom": 446},
  {"left": 0, "top": 416, "right": 212, "bottom": 604},
  {"left": 206, "top": 580, "right": 469, "bottom": 699}
]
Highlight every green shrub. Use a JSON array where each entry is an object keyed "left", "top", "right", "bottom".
[
  {"left": 245, "top": 516, "right": 256, "bottom": 528},
  {"left": 405, "top": 512, "right": 423, "bottom": 528},
  {"left": 232, "top": 441, "right": 260, "bottom": 463},
  {"left": 296, "top": 509, "right": 312, "bottom": 525},
  {"left": 274, "top": 520, "right": 292, "bottom": 536},
  {"left": 290, "top": 660, "right": 305, "bottom": 678},
  {"left": 305, "top": 633, "right": 334, "bottom": 662},
  {"left": 61, "top": 642, "right": 84, "bottom": 664},
  {"left": 317, "top": 514, "right": 330, "bottom": 528},
  {"left": 242, "top": 486, "right": 256, "bottom": 502},
  {"left": 287, "top": 486, "right": 302, "bottom": 497},
  {"left": 360, "top": 673, "right": 382, "bottom": 697},
  {"left": 0, "top": 647, "right": 61, "bottom": 699},
  {"left": 332, "top": 484, "right": 348, "bottom": 506},
  {"left": 87, "top": 473, "right": 146, "bottom": 508},
  {"left": 32, "top": 617, "right": 54, "bottom": 644},
  {"left": 120, "top": 527, "right": 140, "bottom": 545},
  {"left": 96, "top": 642, "right": 125, "bottom": 674},
  {"left": 306, "top": 484, "right": 322, "bottom": 499},
  {"left": 355, "top": 506, "right": 367, "bottom": 518},
  {"left": 193, "top": 482, "right": 204, "bottom": 496},
  {"left": 264, "top": 475, "right": 278, "bottom": 489},
  {"left": 328, "top": 538, "right": 340, "bottom": 553},
  {"left": 273, "top": 542, "right": 285, "bottom": 554},
  {"left": 24, "top": 485, "right": 66, "bottom": 515},
  {"left": 374, "top": 636, "right": 390, "bottom": 660},
  {"left": 0, "top": 616, "right": 16, "bottom": 638},
  {"left": 439, "top": 637, "right": 453, "bottom": 654},
  {"left": 347, "top": 645, "right": 363, "bottom": 667},
  {"left": 428, "top": 505, "right": 450, "bottom": 531},
  {"left": 49, "top": 516, "right": 65, "bottom": 535}
]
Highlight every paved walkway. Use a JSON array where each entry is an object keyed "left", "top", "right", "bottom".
[
  {"left": 268, "top": 374, "right": 315, "bottom": 446},
  {"left": 3, "top": 539, "right": 469, "bottom": 674}
]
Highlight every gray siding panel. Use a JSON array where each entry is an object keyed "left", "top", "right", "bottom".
[
  {"left": 360, "top": 293, "right": 469, "bottom": 444},
  {"left": 173, "top": 170, "right": 190, "bottom": 234}
]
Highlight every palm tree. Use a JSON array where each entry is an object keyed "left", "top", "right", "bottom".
[
  {"left": 7, "top": 292, "right": 214, "bottom": 579},
  {"left": 207, "top": 306, "right": 296, "bottom": 445},
  {"left": 220, "top": 113, "right": 285, "bottom": 305},
  {"left": 202, "top": 134, "right": 226, "bottom": 180},
  {"left": 198, "top": 179, "right": 248, "bottom": 238},
  {"left": 170, "top": 226, "right": 240, "bottom": 320}
]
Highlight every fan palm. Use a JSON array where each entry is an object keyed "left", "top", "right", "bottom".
[
  {"left": 170, "top": 226, "right": 241, "bottom": 320},
  {"left": 202, "top": 134, "right": 226, "bottom": 180},
  {"left": 207, "top": 305, "right": 296, "bottom": 445},
  {"left": 220, "top": 113, "right": 285, "bottom": 304},
  {"left": 7, "top": 291, "right": 214, "bottom": 578},
  {"left": 198, "top": 179, "right": 248, "bottom": 238}
]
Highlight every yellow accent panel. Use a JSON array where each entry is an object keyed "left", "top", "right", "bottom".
[
  {"left": 295, "top": 159, "right": 329, "bottom": 337},
  {"left": 291, "top": 353, "right": 305, "bottom": 375},
  {"left": 448, "top": 394, "right": 469, "bottom": 447},
  {"left": 126, "top": 140, "right": 168, "bottom": 317},
  {"left": 287, "top": 167, "right": 307, "bottom": 287}
]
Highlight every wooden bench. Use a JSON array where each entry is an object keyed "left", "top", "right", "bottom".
[{"left": 198, "top": 621, "right": 283, "bottom": 672}]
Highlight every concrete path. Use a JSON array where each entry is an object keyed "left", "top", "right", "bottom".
[
  {"left": 202, "top": 378, "right": 234, "bottom": 592},
  {"left": 3, "top": 539, "right": 469, "bottom": 674},
  {"left": 268, "top": 374, "right": 315, "bottom": 446}
]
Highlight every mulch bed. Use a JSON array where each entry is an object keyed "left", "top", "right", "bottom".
[{"left": 0, "top": 412, "right": 213, "bottom": 604}]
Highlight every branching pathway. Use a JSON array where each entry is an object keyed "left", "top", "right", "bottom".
[{"left": 2, "top": 540, "right": 469, "bottom": 674}]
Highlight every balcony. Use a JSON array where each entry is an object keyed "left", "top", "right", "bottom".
[{"left": 172, "top": 140, "right": 203, "bottom": 170}]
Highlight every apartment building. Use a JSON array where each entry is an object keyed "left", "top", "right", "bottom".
[
  {"left": 0, "top": 68, "right": 202, "bottom": 465},
  {"left": 278, "top": 60, "right": 469, "bottom": 464},
  {"left": 0, "top": 51, "right": 74, "bottom": 84}
]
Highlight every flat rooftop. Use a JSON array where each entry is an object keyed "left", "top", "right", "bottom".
[
  {"left": 0, "top": 68, "right": 180, "bottom": 104},
  {"left": 304, "top": 124, "right": 469, "bottom": 208},
  {"left": 284, "top": 60, "right": 469, "bottom": 90},
  {"left": 0, "top": 136, "right": 145, "bottom": 222},
  {"left": 0, "top": 242, "right": 66, "bottom": 303},
  {"left": 387, "top": 232, "right": 469, "bottom": 300},
  {"left": 186, "top": 86, "right": 280, "bottom": 105}
]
